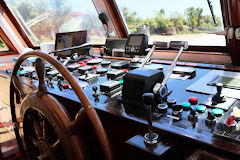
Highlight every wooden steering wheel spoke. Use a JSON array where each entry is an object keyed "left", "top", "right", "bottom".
[
  {"left": 12, "top": 74, "right": 26, "bottom": 99},
  {"left": 30, "top": 135, "right": 40, "bottom": 148},
  {"left": 35, "top": 58, "right": 47, "bottom": 92},
  {"left": 51, "top": 139, "right": 61, "bottom": 153},
  {"left": 33, "top": 118, "right": 43, "bottom": 140}
]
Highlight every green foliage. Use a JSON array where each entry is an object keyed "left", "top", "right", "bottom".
[
  {"left": 144, "top": 18, "right": 157, "bottom": 33},
  {"left": 153, "top": 10, "right": 170, "bottom": 33},
  {"left": 185, "top": 7, "right": 202, "bottom": 31},
  {"left": 170, "top": 12, "right": 185, "bottom": 32},
  {"left": 17, "top": 1, "right": 39, "bottom": 21},
  {"left": 0, "top": 40, "right": 5, "bottom": 48},
  {"left": 122, "top": 7, "right": 143, "bottom": 33},
  {"left": 123, "top": 6, "right": 222, "bottom": 35}
]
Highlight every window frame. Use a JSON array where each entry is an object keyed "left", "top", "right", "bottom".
[
  {"left": 1, "top": 0, "right": 34, "bottom": 49},
  {"left": 1, "top": 0, "right": 239, "bottom": 65},
  {"left": 111, "top": 0, "right": 229, "bottom": 53}
]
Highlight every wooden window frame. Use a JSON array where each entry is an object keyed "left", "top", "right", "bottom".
[
  {"left": 1, "top": 0, "right": 240, "bottom": 66},
  {"left": 107, "top": 0, "right": 229, "bottom": 53}
]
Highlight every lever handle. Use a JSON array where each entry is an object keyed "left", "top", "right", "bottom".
[
  {"left": 216, "top": 83, "right": 223, "bottom": 94},
  {"left": 142, "top": 93, "right": 154, "bottom": 105},
  {"left": 35, "top": 58, "right": 47, "bottom": 92},
  {"left": 12, "top": 74, "right": 26, "bottom": 99}
]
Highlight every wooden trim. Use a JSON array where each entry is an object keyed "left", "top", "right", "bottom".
[
  {"left": 92, "top": 0, "right": 128, "bottom": 38},
  {"left": 105, "top": 0, "right": 128, "bottom": 37},
  {"left": 0, "top": 26, "right": 17, "bottom": 52},
  {"left": 227, "top": 0, "right": 240, "bottom": 65},
  {"left": 0, "top": 0, "right": 33, "bottom": 48},
  {"left": 0, "top": 51, "right": 17, "bottom": 56}
]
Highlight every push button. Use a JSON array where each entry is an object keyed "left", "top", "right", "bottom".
[
  {"left": 182, "top": 102, "right": 191, "bottom": 111},
  {"left": 196, "top": 105, "right": 206, "bottom": 113},
  {"left": 92, "top": 65, "right": 98, "bottom": 69},
  {"left": 122, "top": 69, "right": 128, "bottom": 73},
  {"left": 62, "top": 84, "right": 69, "bottom": 89},
  {"left": 226, "top": 116, "right": 236, "bottom": 126},
  {"left": 212, "top": 108, "right": 224, "bottom": 117},
  {"left": 189, "top": 97, "right": 198, "bottom": 105}
]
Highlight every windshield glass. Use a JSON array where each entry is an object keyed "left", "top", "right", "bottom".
[
  {"left": 5, "top": 0, "right": 106, "bottom": 46},
  {"left": 115, "top": 0, "right": 226, "bottom": 46},
  {"left": 0, "top": 38, "right": 9, "bottom": 51}
]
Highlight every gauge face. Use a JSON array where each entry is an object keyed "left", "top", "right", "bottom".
[{"left": 130, "top": 47, "right": 135, "bottom": 52}]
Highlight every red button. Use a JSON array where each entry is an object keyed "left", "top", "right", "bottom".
[
  {"left": 94, "top": 57, "right": 98, "bottom": 59},
  {"left": 92, "top": 65, "right": 98, "bottom": 69},
  {"left": 226, "top": 116, "right": 235, "bottom": 125},
  {"left": 84, "top": 60, "right": 88, "bottom": 62},
  {"left": 122, "top": 69, "right": 128, "bottom": 73},
  {"left": 81, "top": 64, "right": 86, "bottom": 67},
  {"left": 65, "top": 66, "right": 68, "bottom": 68},
  {"left": 62, "top": 84, "right": 69, "bottom": 89},
  {"left": 79, "top": 61, "right": 84, "bottom": 64},
  {"left": 74, "top": 63, "right": 79, "bottom": 65},
  {"left": 89, "top": 58, "right": 93, "bottom": 60},
  {"left": 189, "top": 97, "right": 198, "bottom": 105}
]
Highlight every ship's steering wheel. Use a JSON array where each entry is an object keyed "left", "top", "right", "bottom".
[{"left": 10, "top": 51, "right": 113, "bottom": 159}]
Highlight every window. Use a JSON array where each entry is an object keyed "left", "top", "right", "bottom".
[
  {"left": 115, "top": 0, "right": 226, "bottom": 46},
  {"left": 5, "top": 0, "right": 106, "bottom": 46},
  {"left": 0, "top": 38, "right": 8, "bottom": 51}
]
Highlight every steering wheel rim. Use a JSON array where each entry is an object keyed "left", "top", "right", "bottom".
[{"left": 10, "top": 51, "right": 113, "bottom": 159}]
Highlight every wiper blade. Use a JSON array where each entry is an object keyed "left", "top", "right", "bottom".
[{"left": 207, "top": 0, "right": 217, "bottom": 25}]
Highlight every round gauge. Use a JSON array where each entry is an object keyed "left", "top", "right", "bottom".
[{"left": 130, "top": 46, "right": 135, "bottom": 52}]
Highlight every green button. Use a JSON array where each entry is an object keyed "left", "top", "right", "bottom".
[
  {"left": 182, "top": 102, "right": 191, "bottom": 110},
  {"left": 212, "top": 108, "right": 224, "bottom": 117},
  {"left": 119, "top": 79, "right": 124, "bottom": 84},
  {"left": 196, "top": 105, "right": 206, "bottom": 113}
]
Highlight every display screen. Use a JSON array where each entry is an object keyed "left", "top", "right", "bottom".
[
  {"left": 54, "top": 30, "right": 87, "bottom": 57},
  {"left": 128, "top": 36, "right": 143, "bottom": 46},
  {"left": 208, "top": 76, "right": 240, "bottom": 90}
]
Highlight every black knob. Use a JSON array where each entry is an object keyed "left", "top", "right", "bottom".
[
  {"left": 142, "top": 93, "right": 154, "bottom": 105},
  {"left": 100, "top": 50, "right": 104, "bottom": 57},
  {"left": 93, "top": 86, "right": 98, "bottom": 93},
  {"left": 167, "top": 98, "right": 176, "bottom": 107},
  {"left": 190, "top": 108, "right": 196, "bottom": 116},
  {"left": 188, "top": 108, "right": 198, "bottom": 122},
  {"left": 207, "top": 111, "right": 215, "bottom": 120},
  {"left": 172, "top": 104, "right": 182, "bottom": 111},
  {"left": 157, "top": 104, "right": 168, "bottom": 113},
  {"left": 216, "top": 83, "right": 223, "bottom": 94}
]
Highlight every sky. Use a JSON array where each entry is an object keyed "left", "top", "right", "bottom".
[
  {"left": 5, "top": 0, "right": 223, "bottom": 20},
  {"left": 115, "top": 0, "right": 223, "bottom": 19}
]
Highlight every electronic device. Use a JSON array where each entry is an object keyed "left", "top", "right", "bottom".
[
  {"left": 104, "top": 38, "right": 127, "bottom": 56},
  {"left": 125, "top": 34, "right": 148, "bottom": 56},
  {"left": 54, "top": 30, "right": 87, "bottom": 58},
  {"left": 122, "top": 68, "right": 164, "bottom": 106}
]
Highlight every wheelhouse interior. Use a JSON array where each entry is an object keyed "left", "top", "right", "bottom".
[{"left": 1, "top": 0, "right": 240, "bottom": 159}]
